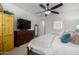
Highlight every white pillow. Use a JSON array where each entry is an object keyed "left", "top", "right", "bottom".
[{"left": 29, "top": 34, "right": 55, "bottom": 49}]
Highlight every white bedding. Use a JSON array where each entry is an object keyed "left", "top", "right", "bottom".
[{"left": 28, "top": 33, "right": 79, "bottom": 55}]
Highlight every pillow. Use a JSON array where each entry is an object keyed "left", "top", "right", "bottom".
[
  {"left": 71, "top": 33, "right": 79, "bottom": 45},
  {"left": 61, "top": 32, "right": 71, "bottom": 43}
]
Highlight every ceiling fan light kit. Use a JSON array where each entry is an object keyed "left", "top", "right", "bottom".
[
  {"left": 36, "top": 3, "right": 63, "bottom": 16},
  {"left": 45, "top": 11, "right": 51, "bottom": 14}
]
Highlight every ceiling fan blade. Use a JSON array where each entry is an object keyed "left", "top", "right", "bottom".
[
  {"left": 35, "top": 11, "right": 46, "bottom": 14},
  {"left": 50, "top": 3, "right": 63, "bottom": 10},
  {"left": 35, "top": 12, "right": 42, "bottom": 14},
  {"left": 39, "top": 4, "right": 46, "bottom": 9},
  {"left": 51, "top": 11, "right": 59, "bottom": 14}
]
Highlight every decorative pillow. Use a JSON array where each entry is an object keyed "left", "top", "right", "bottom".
[
  {"left": 71, "top": 34, "right": 79, "bottom": 45},
  {"left": 61, "top": 33, "right": 71, "bottom": 43}
]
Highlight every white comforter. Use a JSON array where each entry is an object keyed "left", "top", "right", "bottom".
[{"left": 28, "top": 33, "right": 79, "bottom": 55}]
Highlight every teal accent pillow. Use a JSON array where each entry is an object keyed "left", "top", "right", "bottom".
[{"left": 61, "top": 33, "right": 71, "bottom": 43}]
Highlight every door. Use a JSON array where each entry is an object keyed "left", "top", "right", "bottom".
[
  {"left": 3, "top": 35, "right": 14, "bottom": 52},
  {"left": 0, "top": 12, "right": 3, "bottom": 52},
  {"left": 3, "top": 14, "right": 14, "bottom": 35},
  {"left": 3, "top": 13, "right": 14, "bottom": 52}
]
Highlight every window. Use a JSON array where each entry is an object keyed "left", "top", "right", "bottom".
[{"left": 53, "top": 21, "right": 63, "bottom": 30}]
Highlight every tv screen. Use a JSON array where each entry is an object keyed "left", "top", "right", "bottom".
[{"left": 17, "top": 18, "right": 31, "bottom": 29}]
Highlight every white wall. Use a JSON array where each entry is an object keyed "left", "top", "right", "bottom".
[
  {"left": 2, "top": 3, "right": 79, "bottom": 36},
  {"left": 2, "top": 3, "right": 39, "bottom": 30},
  {"left": 38, "top": 3, "right": 79, "bottom": 35}
]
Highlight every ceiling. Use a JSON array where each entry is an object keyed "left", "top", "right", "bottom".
[
  {"left": 12, "top": 3, "right": 61, "bottom": 17},
  {"left": 9, "top": 3, "right": 79, "bottom": 18}
]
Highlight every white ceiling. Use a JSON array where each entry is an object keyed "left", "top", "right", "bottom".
[
  {"left": 12, "top": 3, "right": 61, "bottom": 17},
  {"left": 9, "top": 3, "right": 79, "bottom": 18}
]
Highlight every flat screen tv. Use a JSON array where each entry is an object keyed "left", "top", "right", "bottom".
[{"left": 17, "top": 18, "right": 31, "bottom": 29}]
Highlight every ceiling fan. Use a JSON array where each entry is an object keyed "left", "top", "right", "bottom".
[{"left": 36, "top": 3, "right": 63, "bottom": 16}]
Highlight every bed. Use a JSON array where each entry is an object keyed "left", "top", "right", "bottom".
[{"left": 27, "top": 32, "right": 79, "bottom": 55}]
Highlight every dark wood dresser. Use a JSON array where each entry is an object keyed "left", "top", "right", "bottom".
[{"left": 14, "top": 30, "right": 34, "bottom": 47}]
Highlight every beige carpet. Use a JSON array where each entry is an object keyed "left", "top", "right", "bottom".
[{"left": 4, "top": 43, "right": 28, "bottom": 55}]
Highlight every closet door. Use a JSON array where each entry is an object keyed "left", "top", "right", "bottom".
[
  {"left": 3, "top": 13, "right": 14, "bottom": 52},
  {"left": 0, "top": 12, "right": 3, "bottom": 52}
]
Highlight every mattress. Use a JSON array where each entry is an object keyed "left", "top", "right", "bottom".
[
  {"left": 51, "top": 36, "right": 79, "bottom": 55},
  {"left": 28, "top": 33, "right": 79, "bottom": 55},
  {"left": 31, "top": 48, "right": 45, "bottom": 55}
]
